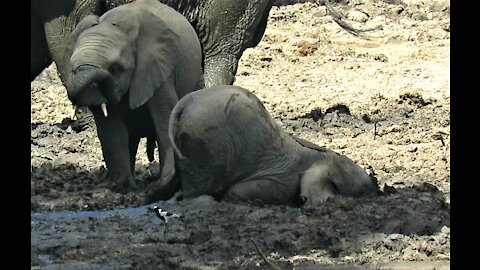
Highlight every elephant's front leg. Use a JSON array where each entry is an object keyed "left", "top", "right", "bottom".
[
  {"left": 91, "top": 107, "right": 137, "bottom": 193},
  {"left": 146, "top": 85, "right": 178, "bottom": 184}
]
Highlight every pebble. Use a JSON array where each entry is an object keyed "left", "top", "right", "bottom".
[{"left": 347, "top": 10, "right": 369, "bottom": 23}]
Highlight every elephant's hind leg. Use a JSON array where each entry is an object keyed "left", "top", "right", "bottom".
[{"left": 223, "top": 179, "right": 297, "bottom": 206}]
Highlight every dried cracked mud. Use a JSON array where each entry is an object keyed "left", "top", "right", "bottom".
[{"left": 31, "top": 0, "right": 450, "bottom": 269}]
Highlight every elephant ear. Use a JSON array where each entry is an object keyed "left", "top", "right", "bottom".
[
  {"left": 119, "top": 11, "right": 179, "bottom": 109},
  {"left": 63, "top": 15, "right": 100, "bottom": 73}
]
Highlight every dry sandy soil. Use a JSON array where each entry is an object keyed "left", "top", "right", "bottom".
[{"left": 31, "top": 0, "right": 450, "bottom": 269}]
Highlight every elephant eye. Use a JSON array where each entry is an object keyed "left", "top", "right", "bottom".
[{"left": 109, "top": 63, "right": 124, "bottom": 75}]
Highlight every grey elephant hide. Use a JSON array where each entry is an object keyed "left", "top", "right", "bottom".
[
  {"left": 32, "top": 0, "right": 375, "bottom": 133},
  {"left": 64, "top": 0, "right": 204, "bottom": 194},
  {"left": 32, "top": 0, "right": 370, "bottom": 85}
]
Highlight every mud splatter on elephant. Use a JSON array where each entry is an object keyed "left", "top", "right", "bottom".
[{"left": 164, "top": 85, "right": 379, "bottom": 207}]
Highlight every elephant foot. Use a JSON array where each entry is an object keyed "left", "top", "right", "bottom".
[
  {"left": 144, "top": 175, "right": 180, "bottom": 203},
  {"left": 108, "top": 177, "right": 138, "bottom": 194}
]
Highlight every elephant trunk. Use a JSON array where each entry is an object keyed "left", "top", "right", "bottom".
[{"left": 67, "top": 65, "right": 114, "bottom": 108}]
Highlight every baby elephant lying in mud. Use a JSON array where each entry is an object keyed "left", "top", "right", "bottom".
[{"left": 164, "top": 85, "right": 379, "bottom": 207}]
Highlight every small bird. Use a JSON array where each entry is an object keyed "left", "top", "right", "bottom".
[{"left": 149, "top": 205, "right": 181, "bottom": 223}]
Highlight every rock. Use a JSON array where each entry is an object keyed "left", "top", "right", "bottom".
[
  {"left": 347, "top": 10, "right": 369, "bottom": 23},
  {"left": 314, "top": 6, "right": 327, "bottom": 17},
  {"left": 246, "top": 209, "right": 273, "bottom": 221}
]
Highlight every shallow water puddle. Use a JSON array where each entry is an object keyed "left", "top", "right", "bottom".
[{"left": 31, "top": 200, "right": 177, "bottom": 226}]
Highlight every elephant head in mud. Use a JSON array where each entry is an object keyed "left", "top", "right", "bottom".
[
  {"left": 63, "top": 0, "right": 204, "bottom": 193},
  {"left": 163, "top": 85, "right": 379, "bottom": 207}
]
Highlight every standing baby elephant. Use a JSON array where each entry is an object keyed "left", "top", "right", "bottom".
[
  {"left": 64, "top": 0, "right": 204, "bottom": 193},
  {"left": 167, "top": 85, "right": 379, "bottom": 207}
]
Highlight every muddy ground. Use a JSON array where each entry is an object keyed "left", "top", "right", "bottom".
[{"left": 31, "top": 0, "right": 450, "bottom": 269}]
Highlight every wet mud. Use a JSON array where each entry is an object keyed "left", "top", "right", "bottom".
[{"left": 31, "top": 0, "right": 450, "bottom": 269}]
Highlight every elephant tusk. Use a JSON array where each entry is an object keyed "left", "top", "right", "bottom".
[{"left": 101, "top": 103, "right": 108, "bottom": 117}]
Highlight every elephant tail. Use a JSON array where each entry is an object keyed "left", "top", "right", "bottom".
[
  {"left": 168, "top": 95, "right": 189, "bottom": 160},
  {"left": 324, "top": 0, "right": 382, "bottom": 37}
]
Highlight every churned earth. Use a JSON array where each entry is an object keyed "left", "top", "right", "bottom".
[{"left": 31, "top": 0, "right": 450, "bottom": 269}]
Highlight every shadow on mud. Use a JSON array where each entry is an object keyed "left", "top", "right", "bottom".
[{"left": 31, "top": 162, "right": 158, "bottom": 211}]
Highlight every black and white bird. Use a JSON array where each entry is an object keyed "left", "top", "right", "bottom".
[{"left": 149, "top": 206, "right": 181, "bottom": 223}]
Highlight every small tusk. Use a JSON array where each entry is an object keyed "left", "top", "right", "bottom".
[
  {"left": 101, "top": 103, "right": 108, "bottom": 117},
  {"left": 72, "top": 106, "right": 78, "bottom": 120}
]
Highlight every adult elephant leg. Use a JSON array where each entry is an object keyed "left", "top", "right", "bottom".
[
  {"left": 203, "top": 55, "right": 237, "bottom": 87},
  {"left": 200, "top": 0, "right": 272, "bottom": 87},
  {"left": 129, "top": 136, "right": 141, "bottom": 176},
  {"left": 91, "top": 106, "right": 137, "bottom": 193},
  {"left": 31, "top": 13, "right": 52, "bottom": 81}
]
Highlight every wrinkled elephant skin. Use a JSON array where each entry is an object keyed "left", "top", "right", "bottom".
[
  {"left": 64, "top": 0, "right": 204, "bottom": 194},
  {"left": 167, "top": 85, "right": 379, "bottom": 207},
  {"left": 31, "top": 0, "right": 276, "bottom": 87}
]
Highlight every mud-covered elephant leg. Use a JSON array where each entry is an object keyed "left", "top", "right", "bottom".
[{"left": 91, "top": 107, "right": 137, "bottom": 193}]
